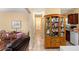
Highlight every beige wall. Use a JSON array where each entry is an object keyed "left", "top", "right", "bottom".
[
  {"left": 28, "top": 13, "right": 35, "bottom": 50},
  {"left": 0, "top": 12, "right": 29, "bottom": 34},
  {"left": 0, "top": 11, "right": 34, "bottom": 50},
  {"left": 74, "top": 9, "right": 79, "bottom": 28},
  {"left": 74, "top": 8, "right": 79, "bottom": 13}
]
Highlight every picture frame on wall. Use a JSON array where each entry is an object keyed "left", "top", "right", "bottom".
[{"left": 12, "top": 20, "right": 21, "bottom": 31}]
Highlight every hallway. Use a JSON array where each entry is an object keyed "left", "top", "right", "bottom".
[
  {"left": 33, "top": 30, "right": 44, "bottom": 50},
  {"left": 32, "top": 15, "right": 44, "bottom": 50}
]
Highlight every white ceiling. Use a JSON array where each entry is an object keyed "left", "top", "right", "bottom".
[
  {"left": 0, "top": 8, "right": 45, "bottom": 13},
  {"left": 29, "top": 8, "right": 46, "bottom": 13},
  {"left": 0, "top": 8, "right": 74, "bottom": 14},
  {"left": 29, "top": 8, "right": 74, "bottom": 14},
  {"left": 0, "top": 8, "right": 26, "bottom": 12}
]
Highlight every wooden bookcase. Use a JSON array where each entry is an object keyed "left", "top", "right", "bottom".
[{"left": 44, "top": 14, "right": 66, "bottom": 48}]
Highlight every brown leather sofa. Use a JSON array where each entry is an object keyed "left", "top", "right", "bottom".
[{"left": 5, "top": 36, "right": 30, "bottom": 51}]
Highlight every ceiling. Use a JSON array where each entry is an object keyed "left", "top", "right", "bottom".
[
  {"left": 29, "top": 8, "right": 74, "bottom": 14},
  {"left": 0, "top": 8, "right": 74, "bottom": 14},
  {"left": 0, "top": 8, "right": 45, "bottom": 13},
  {"left": 0, "top": 8, "right": 27, "bottom": 12},
  {"left": 29, "top": 8, "right": 46, "bottom": 13}
]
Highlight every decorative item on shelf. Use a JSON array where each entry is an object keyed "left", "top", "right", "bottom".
[
  {"left": 61, "top": 28, "right": 64, "bottom": 32},
  {"left": 60, "top": 32, "right": 64, "bottom": 37},
  {"left": 55, "top": 18, "right": 59, "bottom": 22},
  {"left": 61, "top": 17, "right": 64, "bottom": 22},
  {"left": 46, "top": 30, "right": 50, "bottom": 35},
  {"left": 52, "top": 18, "right": 55, "bottom": 21},
  {"left": 57, "top": 18, "right": 59, "bottom": 22},
  {"left": 52, "top": 22, "right": 54, "bottom": 26},
  {"left": 50, "top": 32, "right": 54, "bottom": 37},
  {"left": 52, "top": 18, "right": 54, "bottom": 22},
  {"left": 61, "top": 24, "right": 64, "bottom": 27},
  {"left": 52, "top": 29, "right": 54, "bottom": 32},
  {"left": 53, "top": 32, "right": 59, "bottom": 37},
  {"left": 55, "top": 23, "right": 58, "bottom": 27},
  {"left": 55, "top": 28, "right": 58, "bottom": 32},
  {"left": 54, "top": 18, "right": 56, "bottom": 22}
]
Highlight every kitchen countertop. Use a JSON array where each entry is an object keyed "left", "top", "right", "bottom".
[
  {"left": 66, "top": 28, "right": 79, "bottom": 33},
  {"left": 60, "top": 46, "right": 79, "bottom": 51},
  {"left": 70, "top": 29, "right": 79, "bottom": 33}
]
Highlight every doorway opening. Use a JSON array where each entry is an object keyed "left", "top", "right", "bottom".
[
  {"left": 33, "top": 15, "right": 44, "bottom": 50},
  {"left": 35, "top": 15, "right": 42, "bottom": 33}
]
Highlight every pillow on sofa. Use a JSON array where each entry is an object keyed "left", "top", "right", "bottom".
[
  {"left": 9, "top": 32, "right": 17, "bottom": 40},
  {"left": 0, "top": 30, "right": 7, "bottom": 41},
  {"left": 16, "top": 32, "right": 25, "bottom": 39}
]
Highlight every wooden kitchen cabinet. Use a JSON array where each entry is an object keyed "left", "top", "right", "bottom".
[
  {"left": 68, "top": 14, "right": 78, "bottom": 24},
  {"left": 66, "top": 30, "right": 70, "bottom": 42},
  {"left": 70, "top": 32, "right": 78, "bottom": 45},
  {"left": 44, "top": 14, "right": 66, "bottom": 48}
]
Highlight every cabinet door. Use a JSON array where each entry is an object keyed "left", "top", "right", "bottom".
[
  {"left": 70, "top": 32, "right": 78, "bottom": 45},
  {"left": 66, "top": 30, "right": 70, "bottom": 41},
  {"left": 74, "top": 32, "right": 78, "bottom": 45},
  {"left": 45, "top": 37, "right": 51, "bottom": 48},
  {"left": 70, "top": 32, "right": 75, "bottom": 44},
  {"left": 51, "top": 38, "right": 56, "bottom": 47},
  {"left": 73, "top": 14, "right": 78, "bottom": 24},
  {"left": 68, "top": 14, "right": 78, "bottom": 24},
  {"left": 68, "top": 14, "right": 73, "bottom": 24},
  {"left": 60, "top": 37, "right": 66, "bottom": 46},
  {"left": 51, "top": 37, "right": 60, "bottom": 47}
]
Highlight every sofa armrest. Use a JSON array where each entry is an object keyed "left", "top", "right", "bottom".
[{"left": 8, "top": 36, "right": 30, "bottom": 51}]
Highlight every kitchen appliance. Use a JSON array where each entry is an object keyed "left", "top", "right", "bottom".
[{"left": 70, "top": 32, "right": 78, "bottom": 45}]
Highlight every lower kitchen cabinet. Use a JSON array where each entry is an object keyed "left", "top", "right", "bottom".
[
  {"left": 66, "top": 30, "right": 70, "bottom": 42},
  {"left": 70, "top": 31, "right": 78, "bottom": 45}
]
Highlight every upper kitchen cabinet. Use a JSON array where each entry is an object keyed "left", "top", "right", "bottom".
[{"left": 68, "top": 13, "right": 78, "bottom": 24}]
